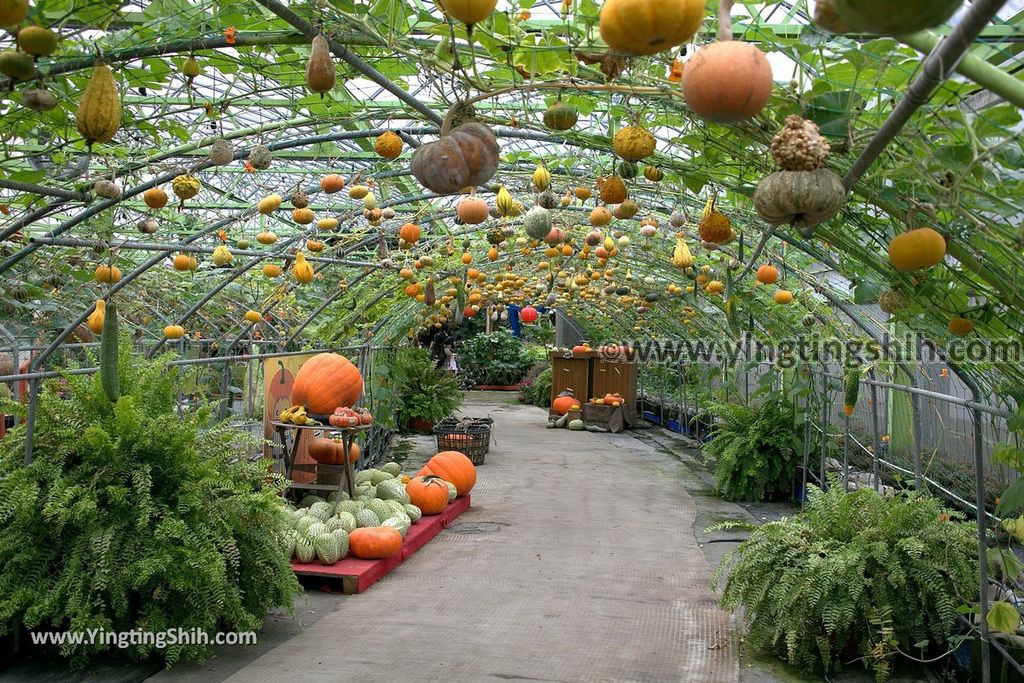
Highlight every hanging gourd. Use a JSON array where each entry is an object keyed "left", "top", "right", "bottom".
[
  {"left": 543, "top": 100, "right": 578, "bottom": 131},
  {"left": 94, "top": 264, "right": 122, "bottom": 283},
  {"left": 813, "top": 0, "right": 961, "bottom": 35},
  {"left": 600, "top": 176, "right": 628, "bottom": 205},
  {"left": 671, "top": 236, "right": 693, "bottom": 269},
  {"left": 643, "top": 166, "right": 664, "bottom": 182},
  {"left": 258, "top": 194, "right": 282, "bottom": 214},
  {"left": 163, "top": 324, "right": 186, "bottom": 340},
  {"left": 524, "top": 206, "right": 552, "bottom": 241},
  {"left": 755, "top": 264, "right": 778, "bottom": 284},
  {"left": 181, "top": 55, "right": 201, "bottom": 87},
  {"left": 411, "top": 102, "right": 499, "bottom": 195},
  {"left": 589, "top": 206, "right": 613, "bottom": 227},
  {"left": 399, "top": 222, "right": 422, "bottom": 244},
  {"left": 17, "top": 26, "right": 58, "bottom": 57},
  {"left": 293, "top": 252, "right": 314, "bottom": 284},
  {"left": 435, "top": 0, "right": 497, "bottom": 33},
  {"left": 495, "top": 185, "right": 516, "bottom": 217},
  {"left": 171, "top": 174, "right": 201, "bottom": 208},
  {"left": 375, "top": 130, "right": 403, "bottom": 159},
  {"left": 888, "top": 228, "right": 946, "bottom": 272},
  {"left": 612, "top": 124, "right": 656, "bottom": 161},
  {"left": 212, "top": 245, "right": 233, "bottom": 267},
  {"left": 599, "top": 0, "right": 704, "bottom": 56},
  {"left": 457, "top": 196, "right": 490, "bottom": 224},
  {"left": 0, "top": 51, "right": 35, "bottom": 81},
  {"left": 306, "top": 34, "right": 336, "bottom": 96},
  {"left": 948, "top": 316, "right": 974, "bottom": 337},
  {"left": 697, "top": 197, "right": 732, "bottom": 244},
  {"left": 76, "top": 63, "right": 121, "bottom": 145},
  {"left": 754, "top": 116, "right": 845, "bottom": 236},
  {"left": 87, "top": 299, "right": 106, "bottom": 335},
  {"left": 321, "top": 174, "right": 346, "bottom": 193},
  {"left": 683, "top": 0, "right": 773, "bottom": 124},
  {"left": 843, "top": 369, "right": 860, "bottom": 416},
  {"left": 533, "top": 163, "right": 551, "bottom": 191},
  {"left": 0, "top": 0, "right": 28, "bottom": 26},
  {"left": 210, "top": 138, "right": 234, "bottom": 165},
  {"left": 613, "top": 199, "right": 638, "bottom": 220}
]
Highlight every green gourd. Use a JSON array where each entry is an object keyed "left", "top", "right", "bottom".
[
  {"left": 99, "top": 299, "right": 120, "bottom": 402},
  {"left": 843, "top": 369, "right": 860, "bottom": 417}
]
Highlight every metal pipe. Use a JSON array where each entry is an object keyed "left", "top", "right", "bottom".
[
  {"left": 973, "top": 406, "right": 992, "bottom": 683},
  {"left": 868, "top": 370, "right": 881, "bottom": 492},
  {"left": 29, "top": 236, "right": 388, "bottom": 269},
  {"left": 843, "top": 0, "right": 1011, "bottom": 191},
  {"left": 0, "top": 179, "right": 92, "bottom": 202}
]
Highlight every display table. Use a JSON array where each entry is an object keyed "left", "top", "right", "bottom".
[
  {"left": 292, "top": 494, "right": 471, "bottom": 594},
  {"left": 270, "top": 421, "right": 370, "bottom": 499}
]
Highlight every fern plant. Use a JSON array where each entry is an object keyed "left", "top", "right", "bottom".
[
  {"left": 0, "top": 341, "right": 301, "bottom": 666},
  {"left": 716, "top": 482, "right": 978, "bottom": 681},
  {"left": 704, "top": 394, "right": 802, "bottom": 501}
]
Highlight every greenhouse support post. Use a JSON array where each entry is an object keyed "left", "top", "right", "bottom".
[
  {"left": 842, "top": 413, "right": 850, "bottom": 489},
  {"left": 819, "top": 371, "right": 829, "bottom": 488},
  {"left": 869, "top": 373, "right": 881, "bottom": 493},
  {"left": 973, "top": 406, "right": 991, "bottom": 683}
]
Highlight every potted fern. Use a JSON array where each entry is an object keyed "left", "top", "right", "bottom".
[{"left": 392, "top": 348, "right": 464, "bottom": 433}]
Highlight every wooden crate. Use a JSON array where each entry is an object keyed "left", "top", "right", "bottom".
[
  {"left": 550, "top": 351, "right": 594, "bottom": 407},
  {"left": 591, "top": 357, "right": 637, "bottom": 411}
]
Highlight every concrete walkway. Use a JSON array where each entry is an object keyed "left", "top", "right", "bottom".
[{"left": 153, "top": 393, "right": 738, "bottom": 683}]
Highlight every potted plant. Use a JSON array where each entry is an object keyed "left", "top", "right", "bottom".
[{"left": 392, "top": 348, "right": 464, "bottom": 433}]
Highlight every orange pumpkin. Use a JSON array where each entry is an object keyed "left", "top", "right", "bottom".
[
  {"left": 552, "top": 394, "right": 577, "bottom": 415},
  {"left": 457, "top": 197, "right": 489, "bottom": 224},
  {"left": 143, "top": 187, "right": 169, "bottom": 209},
  {"left": 406, "top": 475, "right": 450, "bottom": 515},
  {"left": 756, "top": 264, "right": 778, "bottom": 284},
  {"left": 399, "top": 222, "right": 422, "bottom": 244},
  {"left": 320, "top": 174, "right": 346, "bottom": 194},
  {"left": 349, "top": 527, "right": 403, "bottom": 559},
  {"left": 773, "top": 290, "right": 794, "bottom": 305},
  {"left": 682, "top": 41, "right": 773, "bottom": 123},
  {"left": 423, "top": 450, "right": 476, "bottom": 496},
  {"left": 308, "top": 438, "right": 360, "bottom": 464},
  {"left": 948, "top": 316, "right": 973, "bottom": 337},
  {"left": 290, "top": 353, "right": 364, "bottom": 414}
]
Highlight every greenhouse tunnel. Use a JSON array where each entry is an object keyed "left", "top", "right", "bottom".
[{"left": 1, "top": 0, "right": 1024, "bottom": 680}]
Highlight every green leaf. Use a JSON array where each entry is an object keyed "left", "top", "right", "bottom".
[{"left": 987, "top": 601, "right": 1021, "bottom": 635}]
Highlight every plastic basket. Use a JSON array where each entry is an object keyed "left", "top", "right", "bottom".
[{"left": 433, "top": 417, "right": 493, "bottom": 465}]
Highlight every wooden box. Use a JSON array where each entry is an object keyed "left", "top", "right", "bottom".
[
  {"left": 550, "top": 351, "right": 594, "bottom": 408},
  {"left": 591, "top": 357, "right": 638, "bottom": 412},
  {"left": 583, "top": 404, "right": 625, "bottom": 434}
]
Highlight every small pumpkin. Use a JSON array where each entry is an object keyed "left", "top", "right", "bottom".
[
  {"left": 888, "top": 228, "right": 946, "bottom": 272},
  {"left": 575, "top": 187, "right": 592, "bottom": 202},
  {"left": 773, "top": 290, "right": 794, "bottom": 305},
  {"left": 612, "top": 126, "right": 656, "bottom": 161},
  {"left": 0, "top": 0, "right": 29, "bottom": 27},
  {"left": 643, "top": 166, "right": 664, "bottom": 182},
  {"left": 589, "top": 206, "right": 613, "bottom": 227},
  {"left": 753, "top": 169, "right": 845, "bottom": 233},
  {"left": 0, "top": 51, "right": 35, "bottom": 82},
  {"left": 423, "top": 450, "right": 477, "bottom": 496},
  {"left": 17, "top": 26, "right": 59, "bottom": 57},
  {"left": 816, "top": 0, "right": 961, "bottom": 35},
  {"left": 600, "top": 176, "right": 628, "bottom": 205},
  {"left": 293, "top": 207, "right": 315, "bottom": 225},
  {"left": 683, "top": 41, "right": 773, "bottom": 124},
  {"left": 755, "top": 264, "right": 778, "bottom": 285},
  {"left": 406, "top": 475, "right": 450, "bottom": 515},
  {"left": 948, "top": 316, "right": 973, "bottom": 337},
  {"left": 308, "top": 437, "right": 360, "bottom": 464},
  {"left": 599, "top": 0, "right": 704, "bottom": 56},
  {"left": 258, "top": 195, "right": 282, "bottom": 214},
  {"left": 290, "top": 352, "right": 364, "bottom": 414},
  {"left": 411, "top": 105, "right": 499, "bottom": 195},
  {"left": 543, "top": 101, "right": 578, "bottom": 131},
  {"left": 375, "top": 130, "right": 403, "bottom": 159},
  {"left": 94, "top": 264, "right": 122, "bottom": 283},
  {"left": 457, "top": 196, "right": 490, "bottom": 224},
  {"left": 436, "top": 0, "right": 497, "bottom": 26},
  {"left": 244, "top": 310, "right": 263, "bottom": 324},
  {"left": 321, "top": 174, "right": 346, "bottom": 193},
  {"left": 262, "top": 263, "right": 283, "bottom": 278},
  {"left": 613, "top": 199, "right": 638, "bottom": 220},
  {"left": 399, "top": 222, "right": 422, "bottom": 244},
  {"left": 523, "top": 206, "right": 552, "bottom": 241},
  {"left": 163, "top": 324, "right": 186, "bottom": 339},
  {"left": 349, "top": 527, "right": 403, "bottom": 559}
]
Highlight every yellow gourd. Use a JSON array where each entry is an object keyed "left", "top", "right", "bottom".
[
  {"left": 212, "top": 245, "right": 233, "bottom": 267},
  {"left": 87, "top": 299, "right": 106, "bottom": 335},
  {"left": 533, "top": 164, "right": 551, "bottom": 191},
  {"left": 671, "top": 237, "right": 693, "bottom": 268},
  {"left": 293, "top": 252, "right": 314, "bottom": 284},
  {"left": 76, "top": 64, "right": 121, "bottom": 145},
  {"left": 163, "top": 325, "right": 186, "bottom": 340},
  {"left": 436, "top": 0, "right": 497, "bottom": 26}
]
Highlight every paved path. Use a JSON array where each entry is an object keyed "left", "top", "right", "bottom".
[{"left": 153, "top": 394, "right": 738, "bottom": 683}]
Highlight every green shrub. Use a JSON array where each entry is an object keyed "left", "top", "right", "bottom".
[
  {"left": 391, "top": 348, "right": 463, "bottom": 428},
  {"left": 716, "top": 482, "right": 978, "bottom": 680},
  {"left": 458, "top": 330, "right": 533, "bottom": 387},
  {"left": 0, "top": 344, "right": 300, "bottom": 666},
  {"left": 520, "top": 366, "right": 552, "bottom": 407},
  {"left": 704, "top": 394, "right": 802, "bottom": 501}
]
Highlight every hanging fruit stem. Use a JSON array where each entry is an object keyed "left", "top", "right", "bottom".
[{"left": 718, "top": 0, "right": 734, "bottom": 42}]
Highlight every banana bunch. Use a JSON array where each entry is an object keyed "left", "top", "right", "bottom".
[
  {"left": 1003, "top": 516, "right": 1024, "bottom": 542},
  {"left": 279, "top": 405, "right": 317, "bottom": 425}
]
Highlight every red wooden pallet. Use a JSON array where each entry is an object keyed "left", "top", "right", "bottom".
[{"left": 291, "top": 494, "right": 471, "bottom": 594}]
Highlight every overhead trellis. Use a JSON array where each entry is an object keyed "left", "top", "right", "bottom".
[{"left": 0, "top": 0, "right": 1022, "bottom": 400}]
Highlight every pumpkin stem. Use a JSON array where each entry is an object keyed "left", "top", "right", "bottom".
[
  {"left": 440, "top": 100, "right": 465, "bottom": 136},
  {"left": 718, "top": 0, "right": 734, "bottom": 42}
]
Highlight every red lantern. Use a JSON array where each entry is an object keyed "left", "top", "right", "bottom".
[
  {"left": 463, "top": 305, "right": 477, "bottom": 318},
  {"left": 520, "top": 305, "right": 538, "bottom": 324}
]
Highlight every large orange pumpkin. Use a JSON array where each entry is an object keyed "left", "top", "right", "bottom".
[
  {"left": 682, "top": 41, "right": 773, "bottom": 124},
  {"left": 552, "top": 392, "right": 576, "bottom": 415},
  {"left": 406, "top": 475, "right": 450, "bottom": 515},
  {"left": 349, "top": 527, "right": 403, "bottom": 559},
  {"left": 290, "top": 353, "right": 364, "bottom": 414},
  {"left": 308, "top": 438, "right": 360, "bottom": 464},
  {"left": 423, "top": 451, "right": 476, "bottom": 496}
]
